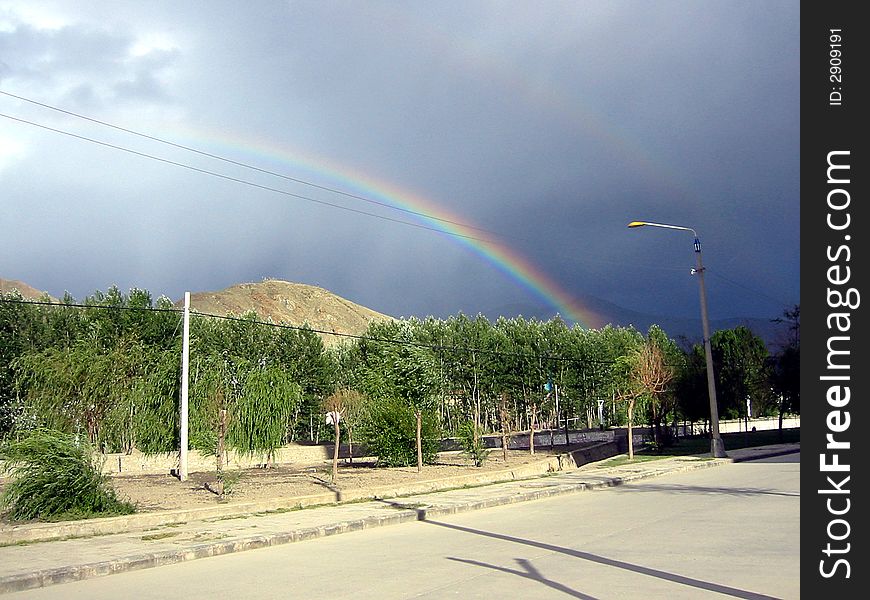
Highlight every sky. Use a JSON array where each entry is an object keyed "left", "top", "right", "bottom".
[{"left": 0, "top": 0, "right": 800, "bottom": 330}]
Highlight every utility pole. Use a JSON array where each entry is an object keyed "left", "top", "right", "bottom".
[
  {"left": 179, "top": 291, "right": 190, "bottom": 481},
  {"left": 628, "top": 221, "right": 726, "bottom": 457}
]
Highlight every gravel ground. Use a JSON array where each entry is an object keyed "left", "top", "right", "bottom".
[{"left": 108, "top": 446, "right": 572, "bottom": 512}]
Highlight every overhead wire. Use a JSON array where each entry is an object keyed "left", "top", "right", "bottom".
[
  {"left": 706, "top": 271, "right": 794, "bottom": 310},
  {"left": 0, "top": 112, "right": 499, "bottom": 245},
  {"left": 0, "top": 91, "right": 690, "bottom": 274},
  {"left": 0, "top": 296, "right": 622, "bottom": 366},
  {"left": 0, "top": 90, "right": 495, "bottom": 236}
]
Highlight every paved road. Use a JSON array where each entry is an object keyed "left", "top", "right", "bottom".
[{"left": 6, "top": 454, "right": 799, "bottom": 599}]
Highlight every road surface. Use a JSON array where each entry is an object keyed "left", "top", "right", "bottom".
[{"left": 7, "top": 454, "right": 799, "bottom": 599}]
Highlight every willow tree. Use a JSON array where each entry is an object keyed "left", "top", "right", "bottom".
[
  {"left": 231, "top": 365, "right": 302, "bottom": 465},
  {"left": 192, "top": 356, "right": 301, "bottom": 494},
  {"left": 13, "top": 336, "right": 156, "bottom": 451}
]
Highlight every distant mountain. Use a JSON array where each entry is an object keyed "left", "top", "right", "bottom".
[
  {"left": 578, "top": 294, "right": 784, "bottom": 348},
  {"left": 175, "top": 279, "right": 395, "bottom": 345},
  {"left": 483, "top": 294, "right": 784, "bottom": 349},
  {"left": 0, "top": 278, "right": 56, "bottom": 302}
]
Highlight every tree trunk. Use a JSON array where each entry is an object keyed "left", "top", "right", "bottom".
[
  {"left": 331, "top": 420, "right": 340, "bottom": 482},
  {"left": 215, "top": 408, "right": 227, "bottom": 497},
  {"left": 529, "top": 405, "right": 536, "bottom": 456},
  {"left": 627, "top": 401, "right": 634, "bottom": 460},
  {"left": 416, "top": 411, "right": 423, "bottom": 473},
  {"left": 779, "top": 399, "right": 785, "bottom": 442},
  {"left": 563, "top": 413, "right": 570, "bottom": 446},
  {"left": 473, "top": 404, "right": 480, "bottom": 446},
  {"left": 499, "top": 393, "right": 509, "bottom": 462}
]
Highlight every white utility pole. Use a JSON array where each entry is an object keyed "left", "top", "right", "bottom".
[{"left": 179, "top": 291, "right": 191, "bottom": 481}]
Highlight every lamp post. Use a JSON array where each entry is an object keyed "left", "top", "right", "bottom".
[{"left": 627, "top": 221, "right": 727, "bottom": 457}]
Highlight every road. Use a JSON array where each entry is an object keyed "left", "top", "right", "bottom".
[{"left": 7, "top": 454, "right": 799, "bottom": 599}]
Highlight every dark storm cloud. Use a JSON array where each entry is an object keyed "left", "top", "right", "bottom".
[{"left": 0, "top": 1, "right": 799, "bottom": 326}]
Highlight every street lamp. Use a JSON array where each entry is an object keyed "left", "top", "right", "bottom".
[{"left": 627, "top": 221, "right": 727, "bottom": 457}]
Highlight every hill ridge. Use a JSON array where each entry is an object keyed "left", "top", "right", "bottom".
[{"left": 175, "top": 279, "right": 394, "bottom": 344}]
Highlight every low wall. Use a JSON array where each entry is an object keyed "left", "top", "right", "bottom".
[
  {"left": 4, "top": 418, "right": 796, "bottom": 478},
  {"left": 671, "top": 416, "right": 800, "bottom": 436},
  {"left": 99, "top": 429, "right": 619, "bottom": 476},
  {"left": 98, "top": 443, "right": 371, "bottom": 477}
]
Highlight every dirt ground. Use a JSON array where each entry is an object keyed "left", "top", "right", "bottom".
[{"left": 109, "top": 446, "right": 572, "bottom": 513}]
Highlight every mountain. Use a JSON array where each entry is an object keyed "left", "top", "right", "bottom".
[
  {"left": 483, "top": 294, "right": 784, "bottom": 349},
  {"left": 176, "top": 279, "right": 395, "bottom": 344},
  {"left": 0, "top": 278, "right": 56, "bottom": 301}
]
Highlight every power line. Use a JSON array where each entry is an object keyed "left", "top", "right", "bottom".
[
  {"left": 0, "top": 297, "right": 182, "bottom": 314},
  {"left": 707, "top": 271, "right": 794, "bottom": 309},
  {"left": 0, "top": 112, "right": 500, "bottom": 245},
  {"left": 1, "top": 296, "right": 619, "bottom": 366},
  {"left": 0, "top": 90, "right": 496, "bottom": 236},
  {"left": 0, "top": 93, "right": 689, "bottom": 275}
]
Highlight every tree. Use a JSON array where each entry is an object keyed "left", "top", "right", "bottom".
[
  {"left": 673, "top": 345, "right": 710, "bottom": 427},
  {"left": 769, "top": 305, "right": 800, "bottom": 434},
  {"left": 352, "top": 323, "right": 440, "bottom": 471},
  {"left": 322, "top": 389, "right": 364, "bottom": 482},
  {"left": 644, "top": 326, "right": 683, "bottom": 447},
  {"left": 387, "top": 344, "right": 439, "bottom": 472},
  {"left": 615, "top": 338, "right": 674, "bottom": 459},
  {"left": 711, "top": 326, "right": 770, "bottom": 424},
  {"left": 13, "top": 336, "right": 155, "bottom": 450},
  {"left": 498, "top": 392, "right": 511, "bottom": 461}
]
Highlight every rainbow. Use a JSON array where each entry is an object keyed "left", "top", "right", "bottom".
[{"left": 165, "top": 128, "right": 605, "bottom": 328}]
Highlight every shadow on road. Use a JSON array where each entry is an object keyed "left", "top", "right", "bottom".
[
  {"left": 428, "top": 520, "right": 781, "bottom": 600},
  {"left": 447, "top": 556, "right": 599, "bottom": 600}
]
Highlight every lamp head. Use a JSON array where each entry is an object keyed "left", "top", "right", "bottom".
[{"left": 627, "top": 221, "right": 647, "bottom": 228}]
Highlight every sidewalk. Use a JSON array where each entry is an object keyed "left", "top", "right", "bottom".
[{"left": 0, "top": 443, "right": 798, "bottom": 594}]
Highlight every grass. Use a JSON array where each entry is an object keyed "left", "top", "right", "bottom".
[
  {"left": 601, "top": 427, "right": 800, "bottom": 467},
  {"left": 600, "top": 454, "right": 710, "bottom": 468},
  {"left": 660, "top": 427, "right": 799, "bottom": 456}
]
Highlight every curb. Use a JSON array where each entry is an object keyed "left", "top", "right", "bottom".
[
  {"left": 0, "top": 457, "right": 733, "bottom": 594},
  {"left": 0, "top": 442, "right": 616, "bottom": 546},
  {"left": 0, "top": 445, "right": 797, "bottom": 594}
]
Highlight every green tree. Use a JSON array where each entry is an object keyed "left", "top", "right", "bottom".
[
  {"left": 673, "top": 345, "right": 711, "bottom": 426},
  {"left": 614, "top": 337, "right": 674, "bottom": 459},
  {"left": 644, "top": 325, "right": 683, "bottom": 447},
  {"left": 711, "top": 326, "right": 770, "bottom": 424},
  {"left": 769, "top": 305, "right": 800, "bottom": 433},
  {"left": 386, "top": 342, "right": 440, "bottom": 472}
]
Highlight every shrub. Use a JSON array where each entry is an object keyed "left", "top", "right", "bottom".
[
  {"left": 459, "top": 421, "right": 490, "bottom": 467},
  {"left": 0, "top": 429, "right": 135, "bottom": 521},
  {"left": 358, "top": 399, "right": 440, "bottom": 467}
]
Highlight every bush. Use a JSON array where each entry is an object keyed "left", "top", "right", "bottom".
[
  {"left": 459, "top": 421, "right": 490, "bottom": 467},
  {"left": 0, "top": 429, "right": 135, "bottom": 521},
  {"left": 358, "top": 399, "right": 440, "bottom": 467}
]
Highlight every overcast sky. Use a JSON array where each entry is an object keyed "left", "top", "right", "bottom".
[{"left": 1, "top": 1, "right": 799, "bottom": 328}]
